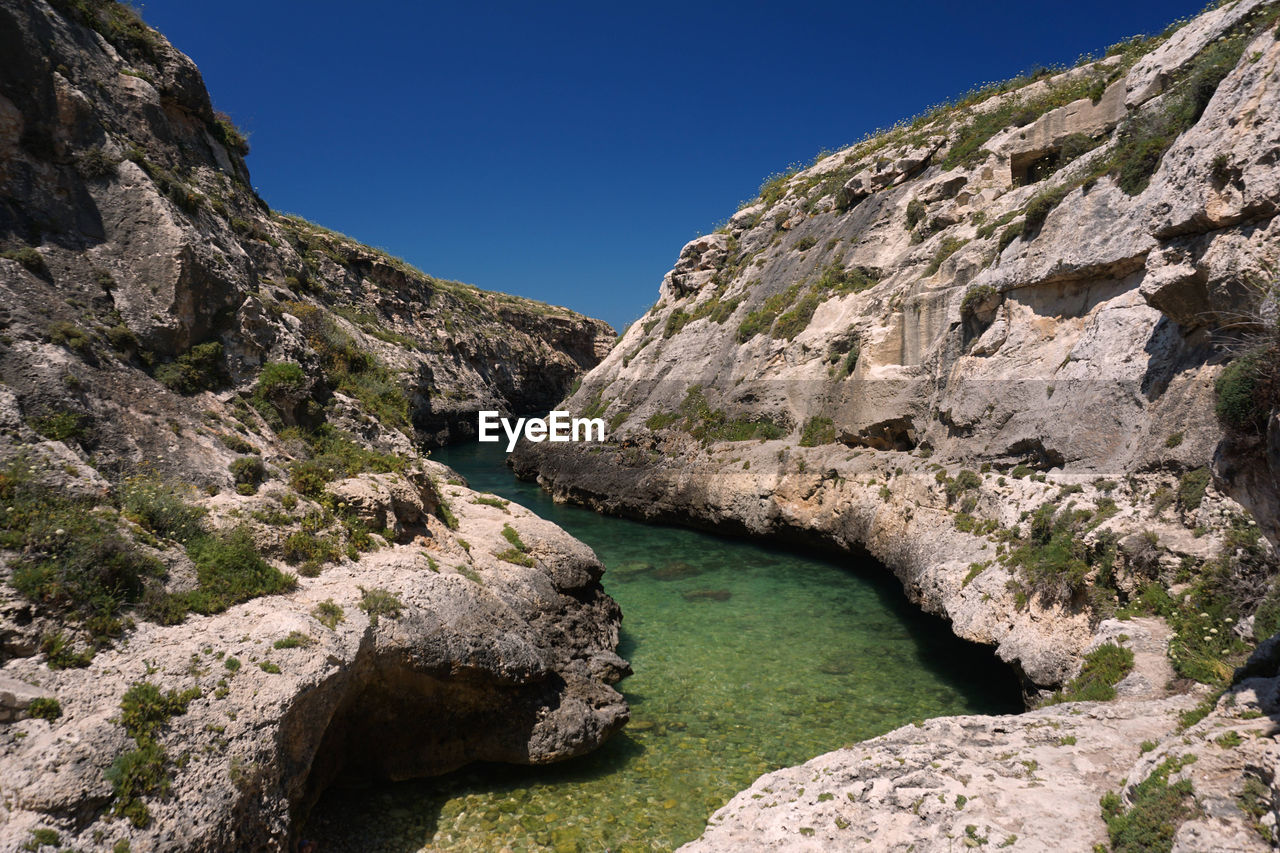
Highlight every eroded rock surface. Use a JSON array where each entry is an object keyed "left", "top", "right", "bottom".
[
  {"left": 0, "top": 463, "right": 628, "bottom": 852},
  {"left": 514, "top": 2, "right": 1280, "bottom": 846}
]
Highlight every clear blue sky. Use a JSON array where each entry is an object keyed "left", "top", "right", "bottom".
[{"left": 138, "top": 0, "right": 1206, "bottom": 331}]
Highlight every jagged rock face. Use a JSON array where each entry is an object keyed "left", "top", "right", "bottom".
[
  {"left": 517, "top": 0, "right": 1280, "bottom": 688},
  {"left": 0, "top": 0, "right": 614, "bottom": 470},
  {"left": 0, "top": 2, "right": 627, "bottom": 849},
  {"left": 0, "top": 460, "right": 628, "bottom": 852}
]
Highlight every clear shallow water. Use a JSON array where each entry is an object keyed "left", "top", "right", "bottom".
[{"left": 305, "top": 441, "right": 1021, "bottom": 852}]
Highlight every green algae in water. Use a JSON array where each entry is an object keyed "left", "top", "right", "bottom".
[{"left": 304, "top": 441, "right": 1021, "bottom": 851}]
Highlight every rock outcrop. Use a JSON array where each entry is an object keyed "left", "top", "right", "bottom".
[
  {"left": 0, "top": 1, "right": 625, "bottom": 849},
  {"left": 0, "top": 462, "right": 628, "bottom": 851},
  {"left": 683, "top": 621, "right": 1280, "bottom": 852}
]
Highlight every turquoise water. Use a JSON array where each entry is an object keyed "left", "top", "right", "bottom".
[{"left": 305, "top": 441, "right": 1021, "bottom": 851}]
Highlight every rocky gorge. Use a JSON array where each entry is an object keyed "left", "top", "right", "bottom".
[
  {"left": 3, "top": 0, "right": 1280, "bottom": 849},
  {"left": 513, "top": 0, "right": 1280, "bottom": 848},
  {"left": 0, "top": 0, "right": 625, "bottom": 849}
]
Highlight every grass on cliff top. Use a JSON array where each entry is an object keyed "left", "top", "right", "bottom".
[
  {"left": 49, "top": 0, "right": 162, "bottom": 65},
  {"left": 738, "top": 2, "right": 1232, "bottom": 213},
  {"left": 275, "top": 213, "right": 583, "bottom": 320},
  {"left": 1002, "top": 7, "right": 1278, "bottom": 235}
]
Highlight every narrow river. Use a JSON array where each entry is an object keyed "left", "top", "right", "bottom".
[{"left": 306, "top": 440, "right": 1022, "bottom": 852}]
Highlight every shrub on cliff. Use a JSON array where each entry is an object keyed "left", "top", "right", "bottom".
[
  {"left": 184, "top": 527, "right": 296, "bottom": 615},
  {"left": 154, "top": 342, "right": 228, "bottom": 395},
  {"left": 1043, "top": 642, "right": 1134, "bottom": 704},
  {"left": 799, "top": 416, "right": 836, "bottom": 447},
  {"left": 1215, "top": 352, "right": 1276, "bottom": 433},
  {"left": 1100, "top": 755, "right": 1197, "bottom": 853},
  {"left": 2, "top": 461, "right": 165, "bottom": 656}
]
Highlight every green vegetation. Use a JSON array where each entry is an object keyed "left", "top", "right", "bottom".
[
  {"left": 1117, "top": 35, "right": 1245, "bottom": 195},
  {"left": 1023, "top": 185, "right": 1072, "bottom": 232},
  {"left": 646, "top": 385, "right": 787, "bottom": 444},
  {"left": 738, "top": 285, "right": 801, "bottom": 342},
  {"left": 1006, "top": 501, "right": 1117, "bottom": 600},
  {"left": 997, "top": 221, "right": 1024, "bottom": 253},
  {"left": 22, "top": 828, "right": 60, "bottom": 850},
  {"left": 497, "top": 523, "right": 536, "bottom": 567},
  {"left": 941, "top": 68, "right": 1112, "bottom": 170},
  {"left": 924, "top": 237, "right": 968, "bottom": 276},
  {"left": 183, "top": 528, "right": 296, "bottom": 615},
  {"left": 285, "top": 425, "right": 403, "bottom": 498},
  {"left": 1113, "top": 514, "right": 1265, "bottom": 684},
  {"left": 218, "top": 433, "right": 256, "bottom": 454},
  {"left": 1177, "top": 467, "right": 1211, "bottom": 512},
  {"left": 906, "top": 199, "right": 927, "bottom": 229},
  {"left": 736, "top": 261, "right": 877, "bottom": 344},
  {"left": 3, "top": 462, "right": 166, "bottom": 659},
  {"left": 961, "top": 284, "right": 997, "bottom": 317},
  {"left": 1238, "top": 776, "right": 1274, "bottom": 843},
  {"left": 1100, "top": 755, "right": 1197, "bottom": 853},
  {"left": 1043, "top": 643, "right": 1134, "bottom": 704},
  {"left": 312, "top": 599, "right": 344, "bottom": 630},
  {"left": 211, "top": 110, "right": 250, "bottom": 157},
  {"left": 798, "top": 416, "right": 836, "bottom": 447},
  {"left": 1, "top": 247, "right": 47, "bottom": 276},
  {"left": 437, "top": 499, "right": 460, "bottom": 531},
  {"left": 284, "top": 303, "right": 410, "bottom": 431},
  {"left": 108, "top": 681, "right": 201, "bottom": 827},
  {"left": 50, "top": 0, "right": 161, "bottom": 64},
  {"left": 501, "top": 523, "right": 528, "bottom": 551},
  {"left": 1216, "top": 352, "right": 1276, "bottom": 433},
  {"left": 815, "top": 260, "right": 878, "bottom": 295},
  {"left": 26, "top": 697, "right": 63, "bottom": 721},
  {"left": 1010, "top": 11, "right": 1278, "bottom": 232},
  {"left": 29, "top": 409, "right": 87, "bottom": 442},
  {"left": 228, "top": 456, "right": 266, "bottom": 492},
  {"left": 258, "top": 661, "right": 280, "bottom": 674},
  {"left": 358, "top": 586, "right": 403, "bottom": 626},
  {"left": 78, "top": 146, "right": 120, "bottom": 179},
  {"left": 48, "top": 321, "right": 92, "bottom": 353},
  {"left": 282, "top": 529, "right": 340, "bottom": 576},
  {"left": 664, "top": 308, "right": 692, "bottom": 338},
  {"left": 154, "top": 342, "right": 227, "bottom": 395},
  {"left": 772, "top": 290, "right": 823, "bottom": 340}
]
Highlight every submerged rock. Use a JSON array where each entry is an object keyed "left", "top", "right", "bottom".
[
  {"left": 681, "top": 589, "right": 731, "bottom": 602},
  {"left": 652, "top": 561, "right": 704, "bottom": 581}
]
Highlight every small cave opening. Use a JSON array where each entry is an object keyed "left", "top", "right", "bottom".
[{"left": 284, "top": 657, "right": 565, "bottom": 844}]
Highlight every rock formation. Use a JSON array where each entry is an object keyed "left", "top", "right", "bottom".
[
  {"left": 0, "top": 0, "right": 624, "bottom": 849},
  {"left": 513, "top": 1, "right": 1280, "bottom": 847}
]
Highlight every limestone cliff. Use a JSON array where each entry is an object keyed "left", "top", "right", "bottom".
[
  {"left": 512, "top": 2, "right": 1280, "bottom": 848},
  {"left": 0, "top": 0, "right": 613, "bottom": 464},
  {"left": 517, "top": 0, "right": 1280, "bottom": 687},
  {"left": 0, "top": 1, "right": 624, "bottom": 850}
]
